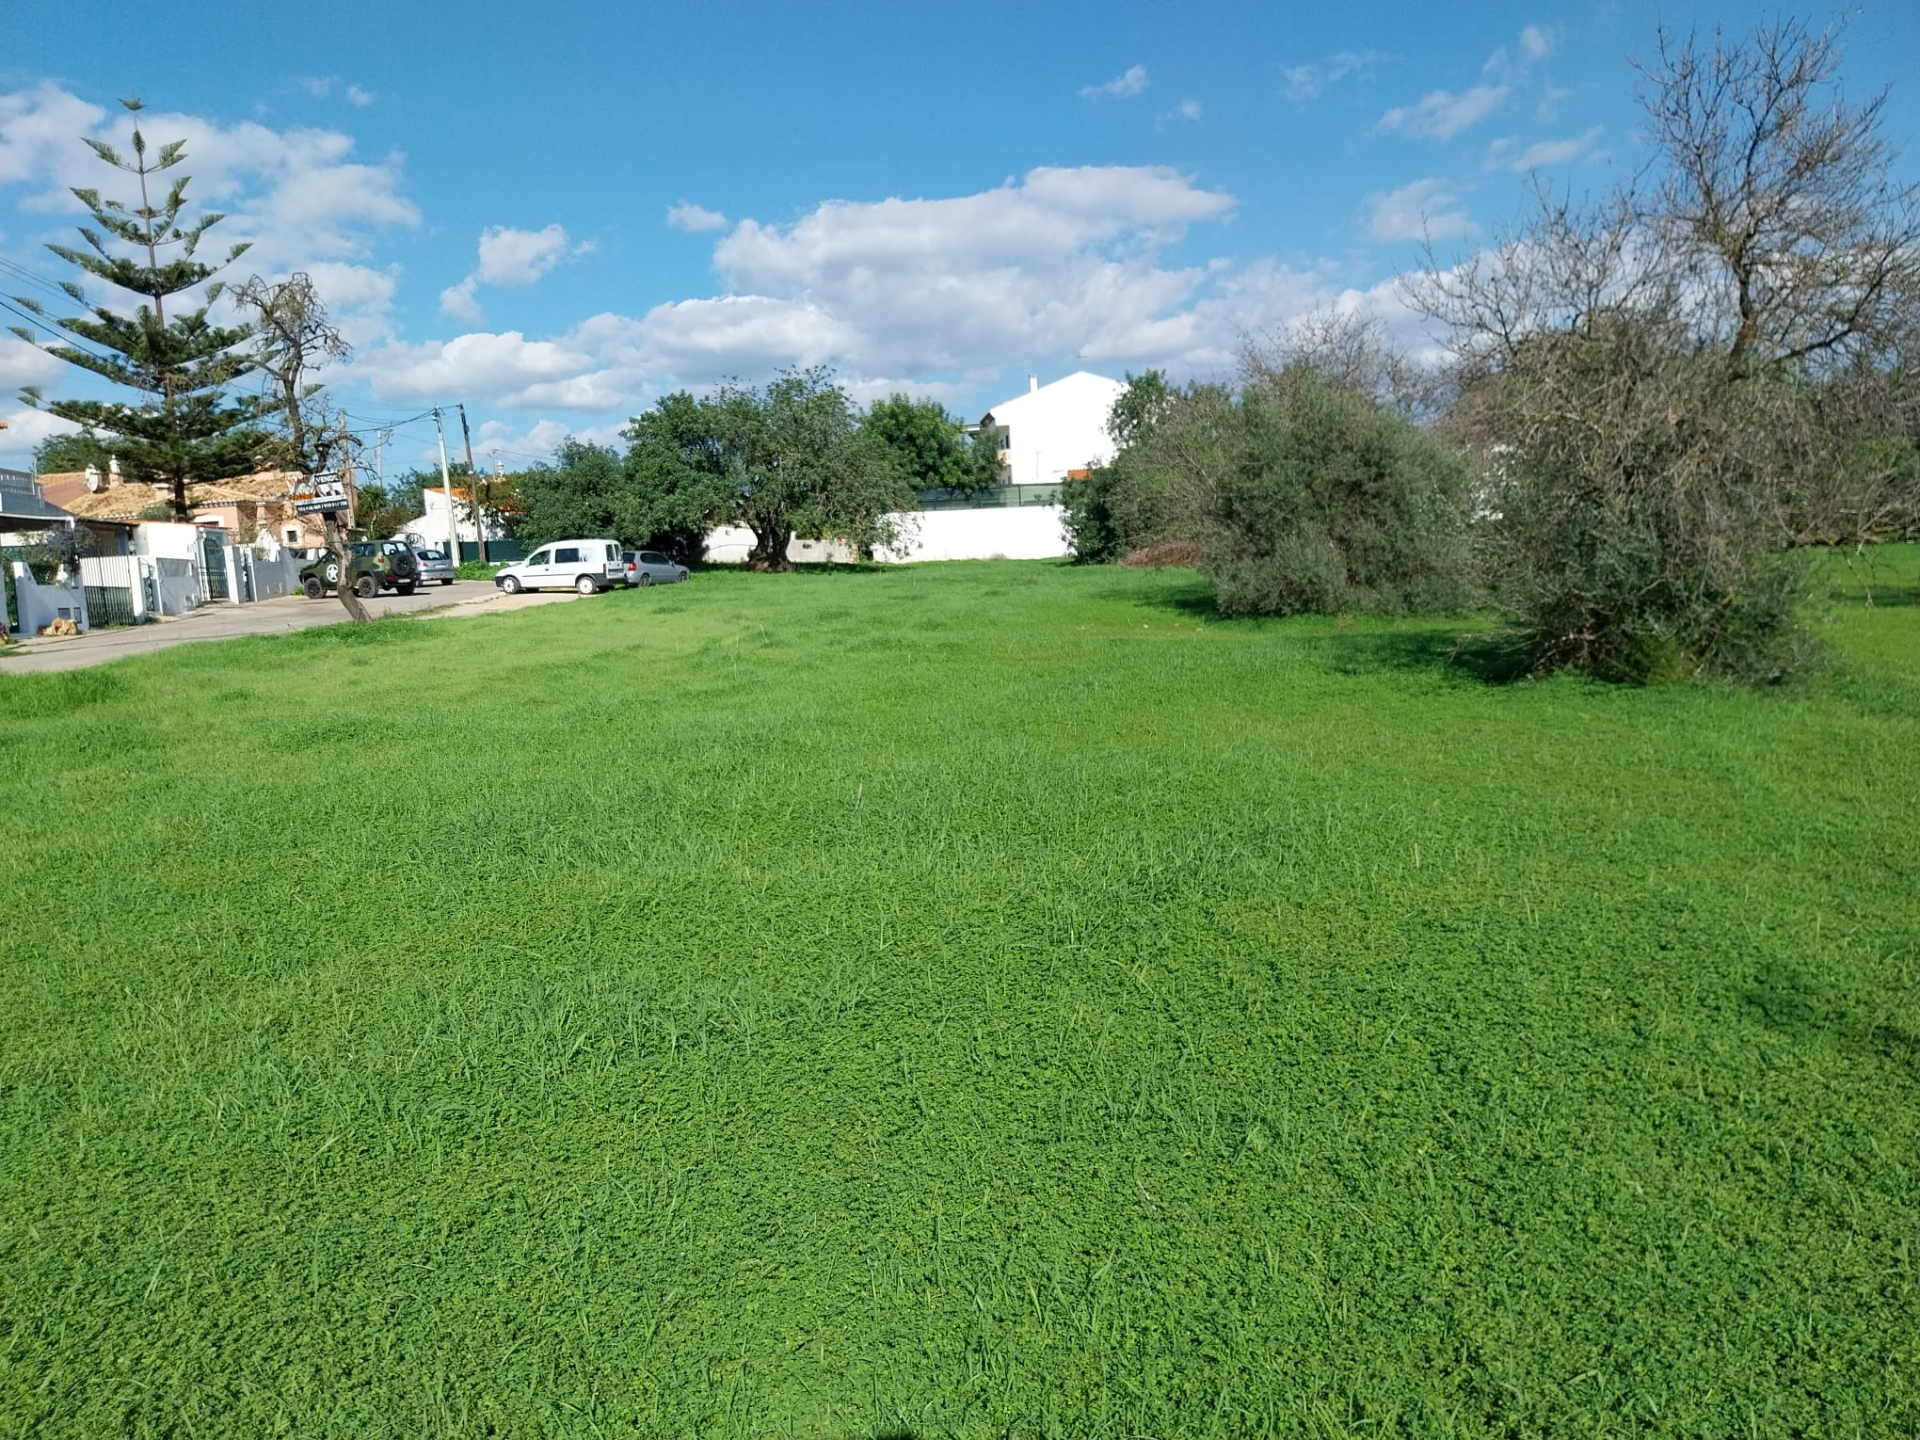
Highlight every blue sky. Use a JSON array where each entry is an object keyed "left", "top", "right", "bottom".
[{"left": 4, "top": 0, "right": 1917, "bottom": 473}]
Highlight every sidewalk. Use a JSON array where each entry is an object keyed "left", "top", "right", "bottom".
[{"left": 0, "top": 581, "right": 581, "bottom": 675}]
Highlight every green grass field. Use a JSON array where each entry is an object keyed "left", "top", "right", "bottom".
[{"left": 2, "top": 551, "right": 1916, "bottom": 1437}]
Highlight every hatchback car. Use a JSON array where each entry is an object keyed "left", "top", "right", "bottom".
[
  {"left": 494, "top": 539, "right": 625, "bottom": 595},
  {"left": 412, "top": 547, "right": 457, "bottom": 585},
  {"left": 623, "top": 549, "right": 691, "bottom": 586}
]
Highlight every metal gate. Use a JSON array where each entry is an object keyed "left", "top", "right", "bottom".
[
  {"left": 200, "top": 530, "right": 230, "bottom": 600},
  {"left": 82, "top": 553, "right": 137, "bottom": 626}
]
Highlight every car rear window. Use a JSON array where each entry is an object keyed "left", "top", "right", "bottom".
[
  {"left": 605, "top": 543, "right": 620, "bottom": 561},
  {"left": 419, "top": 549, "right": 446, "bottom": 561}
]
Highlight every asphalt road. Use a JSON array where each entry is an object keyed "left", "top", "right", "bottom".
[{"left": 0, "top": 580, "right": 583, "bottom": 675}]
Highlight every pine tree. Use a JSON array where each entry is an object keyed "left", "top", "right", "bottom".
[{"left": 10, "top": 97, "right": 262, "bottom": 520}]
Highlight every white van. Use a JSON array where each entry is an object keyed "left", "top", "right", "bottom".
[{"left": 495, "top": 539, "right": 626, "bottom": 595}]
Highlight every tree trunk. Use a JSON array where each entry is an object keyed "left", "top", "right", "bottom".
[
  {"left": 747, "top": 521, "right": 793, "bottom": 572},
  {"left": 323, "top": 513, "right": 371, "bottom": 623},
  {"left": 171, "top": 475, "right": 191, "bottom": 523}
]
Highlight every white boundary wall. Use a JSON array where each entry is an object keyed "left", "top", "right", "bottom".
[{"left": 703, "top": 506, "right": 1068, "bottom": 566}]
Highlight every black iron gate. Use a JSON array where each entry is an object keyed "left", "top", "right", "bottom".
[
  {"left": 200, "top": 530, "right": 229, "bottom": 600},
  {"left": 82, "top": 551, "right": 138, "bottom": 627}
]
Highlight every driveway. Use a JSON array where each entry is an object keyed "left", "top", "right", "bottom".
[{"left": 0, "top": 580, "right": 585, "bottom": 675}]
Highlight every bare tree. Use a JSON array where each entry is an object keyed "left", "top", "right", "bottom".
[
  {"left": 1239, "top": 309, "right": 1447, "bottom": 420},
  {"left": 233, "top": 273, "right": 370, "bottom": 622},
  {"left": 1408, "top": 17, "right": 1920, "bottom": 680},
  {"left": 1637, "top": 18, "right": 1920, "bottom": 376}
]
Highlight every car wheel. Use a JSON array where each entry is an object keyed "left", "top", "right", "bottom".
[
  {"left": 441, "top": 578, "right": 454, "bottom": 586},
  {"left": 396, "top": 582, "right": 416, "bottom": 596},
  {"left": 353, "top": 574, "right": 379, "bottom": 600},
  {"left": 302, "top": 576, "right": 326, "bottom": 600},
  {"left": 500, "top": 575, "right": 522, "bottom": 595},
  {"left": 576, "top": 574, "right": 600, "bottom": 596},
  {"left": 637, "top": 573, "right": 652, "bottom": 587},
  {"left": 678, "top": 570, "right": 689, "bottom": 582}
]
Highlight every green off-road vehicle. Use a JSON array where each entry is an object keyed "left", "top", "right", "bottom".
[{"left": 300, "top": 540, "right": 421, "bottom": 600}]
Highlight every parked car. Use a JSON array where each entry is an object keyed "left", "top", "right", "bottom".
[
  {"left": 299, "top": 540, "right": 420, "bottom": 599},
  {"left": 623, "top": 549, "right": 691, "bottom": 586},
  {"left": 494, "top": 539, "right": 625, "bottom": 595},
  {"left": 412, "top": 547, "right": 457, "bottom": 585}
]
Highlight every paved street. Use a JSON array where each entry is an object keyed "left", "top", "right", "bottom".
[{"left": 0, "top": 580, "right": 584, "bottom": 675}]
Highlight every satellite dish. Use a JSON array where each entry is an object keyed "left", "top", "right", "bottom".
[{"left": 84, "top": 464, "right": 102, "bottom": 492}]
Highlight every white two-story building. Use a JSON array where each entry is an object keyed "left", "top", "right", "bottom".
[{"left": 976, "top": 370, "right": 1128, "bottom": 486}]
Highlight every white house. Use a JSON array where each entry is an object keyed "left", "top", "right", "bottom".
[
  {"left": 396, "top": 484, "right": 510, "bottom": 550},
  {"left": 977, "top": 370, "right": 1128, "bottom": 486}
]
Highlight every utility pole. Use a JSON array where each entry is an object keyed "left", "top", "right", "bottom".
[
  {"left": 375, "top": 428, "right": 388, "bottom": 493},
  {"left": 433, "top": 406, "right": 458, "bottom": 565},
  {"left": 339, "top": 408, "right": 359, "bottom": 530},
  {"left": 459, "top": 403, "right": 485, "bottom": 564}
]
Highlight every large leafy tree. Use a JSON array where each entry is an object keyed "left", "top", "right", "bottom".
[
  {"left": 11, "top": 98, "right": 262, "bottom": 520},
  {"left": 712, "top": 367, "right": 917, "bottom": 570},
  {"left": 860, "top": 393, "right": 1002, "bottom": 497}
]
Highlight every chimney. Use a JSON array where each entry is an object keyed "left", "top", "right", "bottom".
[
  {"left": 109, "top": 454, "right": 121, "bottom": 482},
  {"left": 1028, "top": 372, "right": 1038, "bottom": 393}
]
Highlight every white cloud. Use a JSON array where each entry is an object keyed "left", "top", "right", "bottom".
[
  {"left": 438, "top": 223, "right": 589, "bottom": 322},
  {"left": 1377, "top": 84, "right": 1509, "bottom": 140},
  {"left": 1365, "top": 178, "right": 1476, "bottom": 242},
  {"left": 476, "top": 224, "right": 577, "bottom": 286},
  {"left": 439, "top": 275, "right": 482, "bottom": 323},
  {"left": 472, "top": 416, "right": 627, "bottom": 464},
  {"left": 0, "top": 83, "right": 417, "bottom": 350},
  {"left": 1080, "top": 65, "right": 1148, "bottom": 101},
  {"left": 0, "top": 404, "right": 80, "bottom": 465},
  {"left": 1165, "top": 100, "right": 1203, "bottom": 124},
  {"left": 299, "top": 76, "right": 374, "bottom": 107},
  {"left": 1283, "top": 50, "right": 1387, "bottom": 103},
  {"left": 0, "top": 334, "right": 69, "bottom": 389},
  {"left": 1486, "top": 25, "right": 1558, "bottom": 82},
  {"left": 666, "top": 201, "right": 729, "bottom": 232},
  {"left": 1486, "top": 125, "right": 1604, "bottom": 172},
  {"left": 355, "top": 164, "right": 1422, "bottom": 415}
]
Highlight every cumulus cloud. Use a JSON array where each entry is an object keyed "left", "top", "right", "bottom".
[
  {"left": 1365, "top": 178, "right": 1476, "bottom": 242},
  {"left": 1486, "top": 125, "right": 1603, "bottom": 172},
  {"left": 1283, "top": 50, "right": 1386, "bottom": 103},
  {"left": 438, "top": 223, "right": 590, "bottom": 320},
  {"left": 666, "top": 201, "right": 729, "bottom": 232},
  {"left": 355, "top": 164, "right": 1433, "bottom": 417},
  {"left": 1160, "top": 99, "right": 1204, "bottom": 126},
  {"left": 439, "top": 275, "right": 482, "bottom": 324},
  {"left": 1377, "top": 83, "right": 1509, "bottom": 140},
  {"left": 1080, "top": 65, "right": 1148, "bottom": 101},
  {"left": 346, "top": 84, "right": 375, "bottom": 108},
  {"left": 1521, "top": 24, "right": 1554, "bottom": 61},
  {"left": 0, "top": 81, "right": 417, "bottom": 352}
]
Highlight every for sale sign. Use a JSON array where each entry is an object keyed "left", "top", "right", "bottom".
[{"left": 294, "top": 475, "right": 351, "bottom": 515}]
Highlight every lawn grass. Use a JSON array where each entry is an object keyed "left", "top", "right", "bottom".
[{"left": 1, "top": 550, "right": 1916, "bottom": 1437}]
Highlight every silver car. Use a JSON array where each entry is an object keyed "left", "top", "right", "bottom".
[
  {"left": 624, "top": 549, "right": 690, "bottom": 586},
  {"left": 412, "top": 547, "right": 457, "bottom": 585}
]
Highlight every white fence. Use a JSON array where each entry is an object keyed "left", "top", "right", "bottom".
[{"left": 702, "top": 505, "right": 1069, "bottom": 567}]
